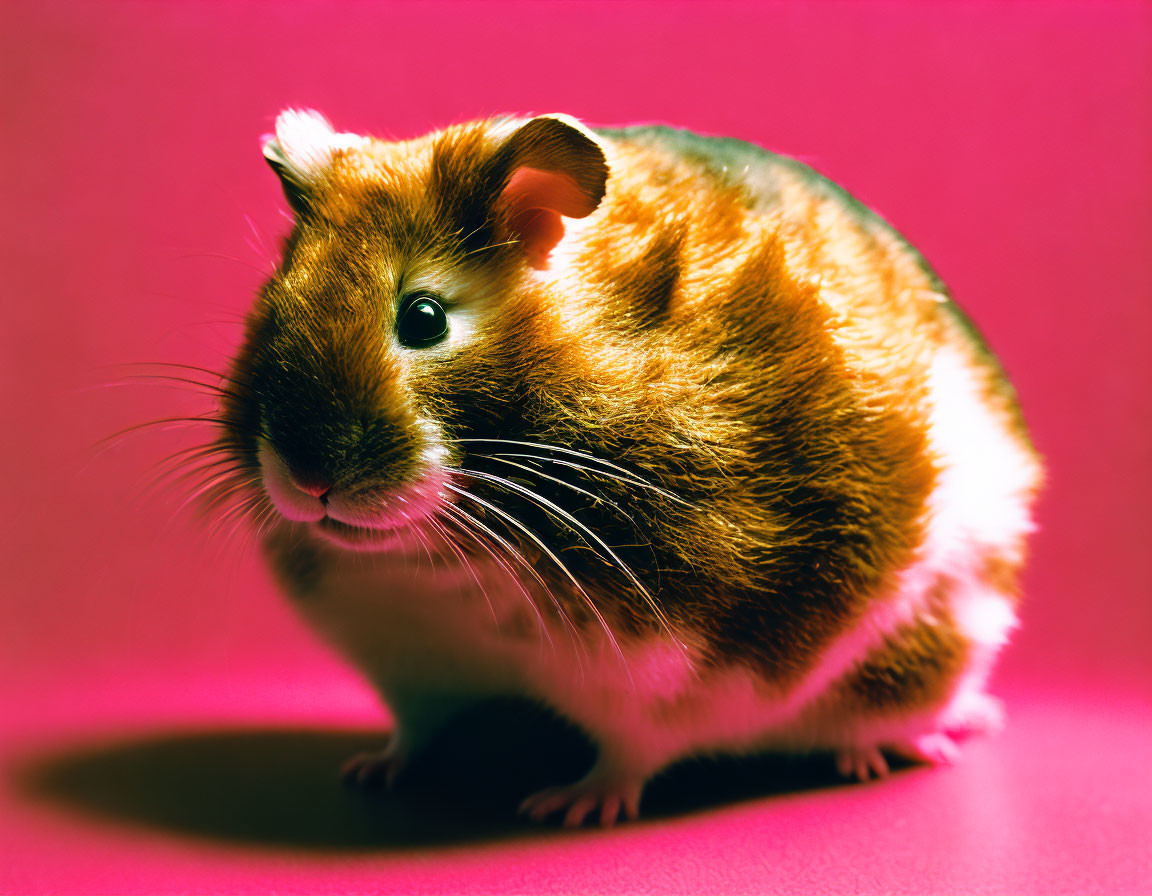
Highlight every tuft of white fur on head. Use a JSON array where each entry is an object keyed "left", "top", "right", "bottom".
[{"left": 261, "top": 108, "right": 366, "bottom": 182}]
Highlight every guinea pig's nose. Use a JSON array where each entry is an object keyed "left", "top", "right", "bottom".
[{"left": 288, "top": 470, "right": 333, "bottom": 502}]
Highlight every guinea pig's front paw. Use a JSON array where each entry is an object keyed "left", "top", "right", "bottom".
[
  {"left": 340, "top": 739, "right": 408, "bottom": 791},
  {"left": 518, "top": 764, "right": 645, "bottom": 828}
]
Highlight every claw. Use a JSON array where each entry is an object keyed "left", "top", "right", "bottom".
[
  {"left": 837, "top": 729, "right": 963, "bottom": 781},
  {"left": 835, "top": 746, "right": 890, "bottom": 782},
  {"left": 519, "top": 768, "right": 643, "bottom": 827},
  {"left": 341, "top": 740, "right": 407, "bottom": 791}
]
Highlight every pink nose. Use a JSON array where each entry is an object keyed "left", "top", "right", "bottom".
[{"left": 289, "top": 472, "right": 332, "bottom": 500}]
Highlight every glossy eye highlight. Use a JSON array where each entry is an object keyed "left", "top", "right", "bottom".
[{"left": 397, "top": 295, "right": 448, "bottom": 348}]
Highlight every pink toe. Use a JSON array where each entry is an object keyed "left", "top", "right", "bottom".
[
  {"left": 563, "top": 795, "right": 596, "bottom": 828},
  {"left": 341, "top": 744, "right": 405, "bottom": 791},
  {"left": 520, "top": 773, "right": 645, "bottom": 827}
]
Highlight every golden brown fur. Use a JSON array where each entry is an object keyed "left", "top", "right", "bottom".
[{"left": 206, "top": 112, "right": 1042, "bottom": 822}]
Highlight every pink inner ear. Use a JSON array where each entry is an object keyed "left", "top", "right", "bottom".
[
  {"left": 502, "top": 167, "right": 597, "bottom": 218},
  {"left": 509, "top": 208, "right": 565, "bottom": 270},
  {"left": 499, "top": 167, "right": 596, "bottom": 270}
]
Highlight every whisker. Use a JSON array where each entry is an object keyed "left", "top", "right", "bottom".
[
  {"left": 241, "top": 211, "right": 275, "bottom": 272},
  {"left": 477, "top": 452, "right": 664, "bottom": 592},
  {"left": 94, "top": 416, "right": 237, "bottom": 454},
  {"left": 425, "top": 514, "right": 502, "bottom": 632},
  {"left": 184, "top": 469, "right": 259, "bottom": 514},
  {"left": 155, "top": 462, "right": 254, "bottom": 522},
  {"left": 461, "top": 238, "right": 520, "bottom": 259},
  {"left": 249, "top": 500, "right": 282, "bottom": 545},
  {"left": 148, "top": 448, "right": 245, "bottom": 485},
  {"left": 150, "top": 441, "right": 236, "bottom": 473},
  {"left": 457, "top": 438, "right": 692, "bottom": 507},
  {"left": 178, "top": 251, "right": 275, "bottom": 277},
  {"left": 439, "top": 503, "right": 557, "bottom": 656},
  {"left": 96, "top": 374, "right": 241, "bottom": 400},
  {"left": 456, "top": 468, "right": 686, "bottom": 663},
  {"left": 207, "top": 492, "right": 267, "bottom": 547},
  {"left": 145, "top": 462, "right": 239, "bottom": 511},
  {"left": 480, "top": 455, "right": 638, "bottom": 525},
  {"left": 445, "top": 482, "right": 627, "bottom": 681},
  {"left": 147, "top": 441, "right": 227, "bottom": 475},
  {"left": 450, "top": 220, "right": 497, "bottom": 255},
  {"left": 441, "top": 502, "right": 581, "bottom": 672},
  {"left": 115, "top": 361, "right": 245, "bottom": 389},
  {"left": 405, "top": 517, "right": 439, "bottom": 574},
  {"left": 500, "top": 453, "right": 697, "bottom": 510}
]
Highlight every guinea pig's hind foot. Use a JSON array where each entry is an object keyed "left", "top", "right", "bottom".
[
  {"left": 889, "top": 730, "right": 961, "bottom": 767},
  {"left": 836, "top": 726, "right": 964, "bottom": 782},
  {"left": 834, "top": 745, "right": 890, "bottom": 782},
  {"left": 340, "top": 738, "right": 408, "bottom": 791},
  {"left": 941, "top": 691, "right": 1005, "bottom": 739},
  {"left": 518, "top": 762, "right": 645, "bottom": 828}
]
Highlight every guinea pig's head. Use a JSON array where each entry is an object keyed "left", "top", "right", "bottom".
[{"left": 219, "top": 109, "right": 609, "bottom": 551}]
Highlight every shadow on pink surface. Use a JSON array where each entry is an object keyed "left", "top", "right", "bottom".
[
  {"left": 16, "top": 698, "right": 898, "bottom": 849},
  {"left": 5, "top": 678, "right": 1149, "bottom": 892}
]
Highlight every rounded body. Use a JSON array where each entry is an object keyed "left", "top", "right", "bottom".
[{"left": 220, "top": 112, "right": 1042, "bottom": 823}]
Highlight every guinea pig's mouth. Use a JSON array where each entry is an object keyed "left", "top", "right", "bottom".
[
  {"left": 310, "top": 479, "right": 446, "bottom": 552},
  {"left": 313, "top": 516, "right": 414, "bottom": 551},
  {"left": 257, "top": 439, "right": 447, "bottom": 552}
]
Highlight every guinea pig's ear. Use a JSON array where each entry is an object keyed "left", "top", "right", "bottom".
[
  {"left": 491, "top": 115, "right": 608, "bottom": 270},
  {"left": 261, "top": 108, "right": 366, "bottom": 215}
]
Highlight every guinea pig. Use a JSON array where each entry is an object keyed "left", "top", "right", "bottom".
[{"left": 209, "top": 108, "right": 1042, "bottom": 827}]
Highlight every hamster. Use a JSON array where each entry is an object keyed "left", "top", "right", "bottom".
[{"left": 210, "top": 108, "right": 1042, "bottom": 826}]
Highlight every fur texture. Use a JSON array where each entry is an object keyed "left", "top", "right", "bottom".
[{"left": 209, "top": 110, "right": 1043, "bottom": 826}]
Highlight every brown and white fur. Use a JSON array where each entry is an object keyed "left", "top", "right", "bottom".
[{"left": 207, "top": 109, "right": 1042, "bottom": 826}]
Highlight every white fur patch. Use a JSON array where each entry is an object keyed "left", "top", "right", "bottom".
[
  {"left": 262, "top": 108, "right": 366, "bottom": 183},
  {"left": 921, "top": 345, "right": 1041, "bottom": 564},
  {"left": 952, "top": 586, "right": 1017, "bottom": 649}
]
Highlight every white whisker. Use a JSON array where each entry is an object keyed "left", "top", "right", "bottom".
[
  {"left": 439, "top": 502, "right": 558, "bottom": 658},
  {"left": 456, "top": 438, "right": 685, "bottom": 501},
  {"left": 480, "top": 455, "right": 639, "bottom": 525},
  {"left": 455, "top": 468, "right": 687, "bottom": 668},
  {"left": 445, "top": 481, "right": 628, "bottom": 685}
]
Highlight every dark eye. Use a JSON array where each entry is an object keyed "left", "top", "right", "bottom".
[{"left": 397, "top": 295, "right": 448, "bottom": 348}]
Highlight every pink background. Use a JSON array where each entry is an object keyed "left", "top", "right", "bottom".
[{"left": 2, "top": 2, "right": 1149, "bottom": 893}]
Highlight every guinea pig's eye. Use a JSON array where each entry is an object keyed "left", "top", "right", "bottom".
[{"left": 397, "top": 294, "right": 449, "bottom": 348}]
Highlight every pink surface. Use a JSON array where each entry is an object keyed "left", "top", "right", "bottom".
[{"left": 2, "top": 2, "right": 1150, "bottom": 894}]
